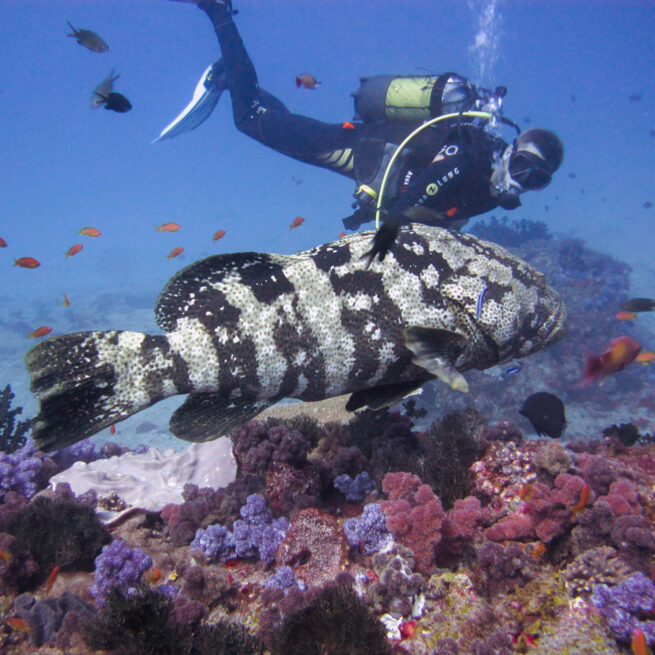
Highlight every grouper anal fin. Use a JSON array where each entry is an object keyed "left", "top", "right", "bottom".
[{"left": 169, "top": 392, "right": 275, "bottom": 442}]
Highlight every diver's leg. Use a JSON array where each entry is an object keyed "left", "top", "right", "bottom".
[
  {"left": 197, "top": 1, "right": 271, "bottom": 131},
  {"left": 197, "top": 1, "right": 359, "bottom": 176}
]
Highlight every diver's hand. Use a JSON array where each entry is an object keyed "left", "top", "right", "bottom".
[{"left": 363, "top": 214, "right": 402, "bottom": 267}]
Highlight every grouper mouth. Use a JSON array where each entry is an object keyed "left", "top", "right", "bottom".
[
  {"left": 537, "top": 288, "right": 568, "bottom": 346},
  {"left": 535, "top": 286, "right": 568, "bottom": 350}
]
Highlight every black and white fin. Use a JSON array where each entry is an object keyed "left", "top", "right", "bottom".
[
  {"left": 169, "top": 392, "right": 274, "bottom": 442},
  {"left": 345, "top": 380, "right": 425, "bottom": 412}
]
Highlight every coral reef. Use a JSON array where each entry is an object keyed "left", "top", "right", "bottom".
[{"left": 2, "top": 402, "right": 655, "bottom": 655}]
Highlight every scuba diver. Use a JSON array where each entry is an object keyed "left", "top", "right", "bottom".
[{"left": 160, "top": 0, "right": 564, "bottom": 261}]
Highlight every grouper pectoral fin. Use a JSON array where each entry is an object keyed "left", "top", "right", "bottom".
[
  {"left": 404, "top": 326, "right": 469, "bottom": 393},
  {"left": 169, "top": 392, "right": 274, "bottom": 442},
  {"left": 345, "top": 381, "right": 426, "bottom": 412}
]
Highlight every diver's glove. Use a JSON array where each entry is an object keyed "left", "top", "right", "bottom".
[
  {"left": 342, "top": 208, "right": 373, "bottom": 231},
  {"left": 153, "top": 59, "right": 227, "bottom": 142},
  {"left": 363, "top": 214, "right": 403, "bottom": 267}
]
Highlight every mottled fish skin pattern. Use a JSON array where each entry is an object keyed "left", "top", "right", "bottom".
[{"left": 26, "top": 224, "right": 566, "bottom": 450}]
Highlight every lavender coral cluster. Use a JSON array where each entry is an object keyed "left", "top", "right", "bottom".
[
  {"left": 90, "top": 538, "right": 153, "bottom": 606},
  {"left": 590, "top": 572, "right": 655, "bottom": 643},
  {"left": 343, "top": 503, "right": 392, "bottom": 555},
  {"left": 191, "top": 494, "right": 289, "bottom": 564}
]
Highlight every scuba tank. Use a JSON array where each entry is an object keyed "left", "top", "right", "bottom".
[{"left": 352, "top": 72, "right": 506, "bottom": 124}]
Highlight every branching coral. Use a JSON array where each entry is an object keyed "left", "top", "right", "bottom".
[{"left": 0, "top": 384, "right": 31, "bottom": 454}]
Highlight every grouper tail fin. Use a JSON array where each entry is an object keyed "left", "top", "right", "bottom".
[{"left": 25, "top": 330, "right": 190, "bottom": 452}]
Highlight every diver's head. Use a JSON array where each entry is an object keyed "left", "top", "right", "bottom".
[
  {"left": 491, "top": 128, "right": 564, "bottom": 209},
  {"left": 510, "top": 128, "right": 564, "bottom": 190}
]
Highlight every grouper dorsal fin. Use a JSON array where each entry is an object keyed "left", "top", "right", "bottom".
[
  {"left": 404, "top": 326, "right": 469, "bottom": 392},
  {"left": 155, "top": 252, "right": 295, "bottom": 332},
  {"left": 169, "top": 392, "right": 274, "bottom": 442}
]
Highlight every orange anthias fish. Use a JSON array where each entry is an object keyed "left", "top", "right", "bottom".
[
  {"left": 29, "top": 326, "right": 52, "bottom": 339},
  {"left": 289, "top": 216, "right": 305, "bottom": 230},
  {"left": 213, "top": 229, "right": 226, "bottom": 242},
  {"left": 45, "top": 565, "right": 60, "bottom": 595},
  {"left": 157, "top": 222, "right": 182, "bottom": 233},
  {"left": 616, "top": 311, "right": 637, "bottom": 321},
  {"left": 63, "top": 293, "right": 71, "bottom": 307},
  {"left": 636, "top": 351, "right": 655, "bottom": 365},
  {"left": 342, "top": 121, "right": 355, "bottom": 130},
  {"left": 110, "top": 424, "right": 116, "bottom": 435},
  {"left": 577, "top": 335, "right": 641, "bottom": 387},
  {"left": 14, "top": 257, "right": 40, "bottom": 269},
  {"left": 79, "top": 227, "right": 102, "bottom": 237},
  {"left": 0, "top": 236, "right": 7, "bottom": 247},
  {"left": 632, "top": 628, "right": 653, "bottom": 655},
  {"left": 146, "top": 566, "right": 162, "bottom": 584},
  {"left": 66, "top": 243, "right": 83, "bottom": 259},
  {"left": 167, "top": 247, "right": 184, "bottom": 260},
  {"left": 570, "top": 483, "right": 591, "bottom": 514},
  {"left": 7, "top": 617, "right": 30, "bottom": 633},
  {"left": 296, "top": 73, "right": 321, "bottom": 89}
]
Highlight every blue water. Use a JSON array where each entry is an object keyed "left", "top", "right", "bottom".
[{"left": 2, "top": 0, "right": 655, "bottom": 444}]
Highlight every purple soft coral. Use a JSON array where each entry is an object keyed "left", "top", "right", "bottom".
[
  {"left": 90, "top": 538, "right": 153, "bottom": 606},
  {"left": 343, "top": 503, "right": 392, "bottom": 555},
  {"left": 191, "top": 494, "right": 288, "bottom": 564},
  {"left": 334, "top": 471, "right": 375, "bottom": 502},
  {"left": 0, "top": 442, "right": 47, "bottom": 501},
  {"left": 590, "top": 572, "right": 655, "bottom": 644}
]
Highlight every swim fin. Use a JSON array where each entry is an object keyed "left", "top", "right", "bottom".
[{"left": 153, "top": 59, "right": 227, "bottom": 142}]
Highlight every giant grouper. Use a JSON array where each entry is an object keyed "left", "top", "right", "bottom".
[{"left": 26, "top": 224, "right": 567, "bottom": 451}]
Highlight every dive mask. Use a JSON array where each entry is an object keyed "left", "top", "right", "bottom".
[{"left": 509, "top": 150, "right": 552, "bottom": 190}]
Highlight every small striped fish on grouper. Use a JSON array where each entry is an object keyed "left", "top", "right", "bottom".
[{"left": 25, "top": 224, "right": 567, "bottom": 452}]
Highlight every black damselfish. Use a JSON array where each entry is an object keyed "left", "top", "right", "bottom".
[
  {"left": 519, "top": 391, "right": 566, "bottom": 439},
  {"left": 622, "top": 297, "right": 655, "bottom": 313},
  {"left": 26, "top": 225, "right": 567, "bottom": 451},
  {"left": 98, "top": 92, "right": 132, "bottom": 113}
]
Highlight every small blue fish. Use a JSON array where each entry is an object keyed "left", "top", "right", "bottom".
[
  {"left": 475, "top": 284, "right": 488, "bottom": 319},
  {"left": 505, "top": 359, "right": 523, "bottom": 375}
]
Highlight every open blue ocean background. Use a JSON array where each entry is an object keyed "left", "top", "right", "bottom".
[{"left": 2, "top": 0, "right": 654, "bottom": 448}]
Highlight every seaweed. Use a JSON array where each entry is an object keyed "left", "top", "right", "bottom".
[
  {"left": 7, "top": 495, "right": 109, "bottom": 578},
  {"left": 82, "top": 586, "right": 264, "bottom": 655},
  {"left": 0, "top": 384, "right": 31, "bottom": 454},
  {"left": 270, "top": 582, "right": 391, "bottom": 655}
]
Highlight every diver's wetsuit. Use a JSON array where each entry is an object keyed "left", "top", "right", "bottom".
[{"left": 202, "top": 1, "right": 510, "bottom": 231}]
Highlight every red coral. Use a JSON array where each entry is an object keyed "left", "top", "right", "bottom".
[
  {"left": 436, "top": 496, "right": 486, "bottom": 565},
  {"left": 484, "top": 512, "right": 534, "bottom": 541},
  {"left": 275, "top": 508, "right": 347, "bottom": 586},
  {"left": 381, "top": 472, "right": 445, "bottom": 574},
  {"left": 597, "top": 479, "right": 641, "bottom": 516}
]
